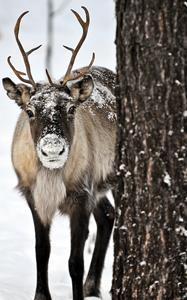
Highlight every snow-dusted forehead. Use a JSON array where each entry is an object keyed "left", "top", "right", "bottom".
[
  {"left": 27, "top": 86, "right": 73, "bottom": 123},
  {"left": 30, "top": 87, "right": 72, "bottom": 106},
  {"left": 28, "top": 86, "right": 73, "bottom": 118}
]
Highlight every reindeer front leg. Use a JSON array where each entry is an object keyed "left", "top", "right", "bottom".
[
  {"left": 24, "top": 189, "right": 52, "bottom": 300},
  {"left": 84, "top": 196, "right": 114, "bottom": 298},
  {"left": 68, "top": 192, "right": 91, "bottom": 300}
]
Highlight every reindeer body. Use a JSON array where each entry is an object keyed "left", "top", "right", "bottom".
[
  {"left": 3, "top": 8, "right": 116, "bottom": 300},
  {"left": 4, "top": 67, "right": 116, "bottom": 300}
]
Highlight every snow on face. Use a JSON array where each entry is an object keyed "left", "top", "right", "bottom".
[
  {"left": 29, "top": 86, "right": 73, "bottom": 169},
  {"left": 37, "top": 133, "right": 69, "bottom": 169},
  {"left": 30, "top": 87, "right": 72, "bottom": 121}
]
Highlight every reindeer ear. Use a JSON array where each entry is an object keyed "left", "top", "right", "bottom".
[
  {"left": 70, "top": 75, "right": 94, "bottom": 102},
  {"left": 2, "top": 78, "right": 31, "bottom": 108}
]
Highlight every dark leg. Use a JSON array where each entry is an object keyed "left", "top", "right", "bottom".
[
  {"left": 24, "top": 189, "right": 52, "bottom": 300},
  {"left": 68, "top": 194, "right": 90, "bottom": 300},
  {"left": 84, "top": 196, "right": 115, "bottom": 297}
]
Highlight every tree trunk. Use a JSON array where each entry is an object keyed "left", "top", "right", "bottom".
[
  {"left": 46, "top": 0, "right": 53, "bottom": 74},
  {"left": 112, "top": 1, "right": 187, "bottom": 299}
]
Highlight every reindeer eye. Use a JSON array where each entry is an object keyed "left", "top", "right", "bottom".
[
  {"left": 68, "top": 105, "right": 76, "bottom": 116},
  {"left": 26, "top": 108, "right": 35, "bottom": 119}
]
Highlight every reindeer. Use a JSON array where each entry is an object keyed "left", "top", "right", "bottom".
[{"left": 2, "top": 7, "right": 116, "bottom": 300}]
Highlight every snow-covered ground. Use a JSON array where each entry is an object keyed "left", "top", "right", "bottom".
[{"left": 0, "top": 0, "right": 116, "bottom": 299}]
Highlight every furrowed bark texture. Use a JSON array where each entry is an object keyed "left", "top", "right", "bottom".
[{"left": 112, "top": 1, "right": 187, "bottom": 299}]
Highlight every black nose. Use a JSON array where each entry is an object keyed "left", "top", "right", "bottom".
[{"left": 59, "top": 147, "right": 65, "bottom": 155}]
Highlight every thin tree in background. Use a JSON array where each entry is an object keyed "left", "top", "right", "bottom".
[
  {"left": 46, "top": 0, "right": 53, "bottom": 73},
  {"left": 46, "top": 0, "right": 72, "bottom": 74},
  {"left": 112, "top": 0, "right": 187, "bottom": 299}
]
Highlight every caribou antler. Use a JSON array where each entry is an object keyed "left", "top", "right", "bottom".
[
  {"left": 46, "top": 6, "right": 95, "bottom": 87},
  {"left": 61, "top": 6, "right": 95, "bottom": 85},
  {"left": 7, "top": 11, "right": 42, "bottom": 90}
]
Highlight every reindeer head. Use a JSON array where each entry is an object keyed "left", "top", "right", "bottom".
[{"left": 2, "top": 8, "right": 95, "bottom": 169}]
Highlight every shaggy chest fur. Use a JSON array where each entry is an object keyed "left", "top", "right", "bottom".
[{"left": 32, "top": 168, "right": 66, "bottom": 224}]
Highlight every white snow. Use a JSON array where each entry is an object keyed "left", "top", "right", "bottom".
[
  {"left": 178, "top": 157, "right": 184, "bottom": 161},
  {"left": 183, "top": 110, "right": 187, "bottom": 117},
  {"left": 119, "top": 164, "right": 125, "bottom": 171},
  {"left": 139, "top": 261, "right": 146, "bottom": 266},
  {"left": 168, "top": 130, "right": 173, "bottom": 136},
  {"left": 37, "top": 134, "right": 69, "bottom": 169},
  {"left": 0, "top": 0, "right": 115, "bottom": 299},
  {"left": 163, "top": 172, "right": 171, "bottom": 187},
  {"left": 176, "top": 226, "right": 187, "bottom": 237},
  {"left": 108, "top": 111, "right": 117, "bottom": 121},
  {"left": 175, "top": 79, "right": 181, "bottom": 86},
  {"left": 91, "top": 81, "right": 115, "bottom": 108},
  {"left": 179, "top": 216, "right": 184, "bottom": 222},
  {"left": 125, "top": 171, "right": 131, "bottom": 177},
  {"left": 119, "top": 225, "right": 127, "bottom": 231}
]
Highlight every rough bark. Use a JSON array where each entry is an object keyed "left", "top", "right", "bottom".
[{"left": 112, "top": 1, "right": 187, "bottom": 299}]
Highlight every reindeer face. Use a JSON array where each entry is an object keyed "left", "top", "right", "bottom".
[
  {"left": 27, "top": 86, "right": 74, "bottom": 169},
  {"left": 2, "top": 75, "right": 94, "bottom": 169}
]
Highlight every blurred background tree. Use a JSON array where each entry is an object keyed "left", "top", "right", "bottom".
[{"left": 46, "top": 0, "right": 72, "bottom": 74}]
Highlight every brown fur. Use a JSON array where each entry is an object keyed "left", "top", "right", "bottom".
[
  {"left": 64, "top": 106, "right": 116, "bottom": 188},
  {"left": 12, "top": 111, "right": 38, "bottom": 187}
]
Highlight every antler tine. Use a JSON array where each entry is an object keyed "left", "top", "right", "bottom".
[
  {"left": 27, "top": 44, "right": 42, "bottom": 56},
  {"left": 61, "top": 6, "right": 93, "bottom": 86},
  {"left": 8, "top": 11, "right": 42, "bottom": 89},
  {"left": 45, "top": 69, "right": 60, "bottom": 88},
  {"left": 60, "top": 52, "right": 95, "bottom": 85},
  {"left": 7, "top": 56, "right": 29, "bottom": 83},
  {"left": 71, "top": 6, "right": 90, "bottom": 29},
  {"left": 46, "top": 69, "right": 54, "bottom": 86}
]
